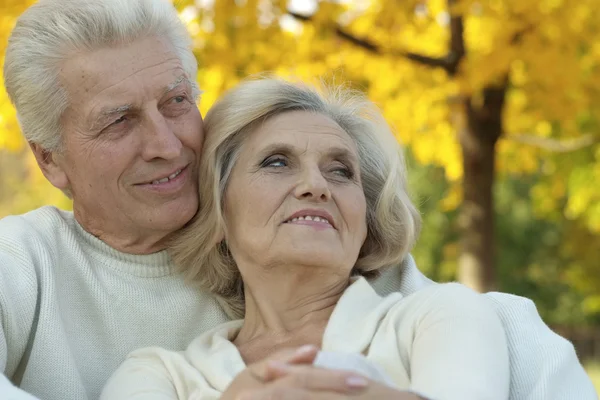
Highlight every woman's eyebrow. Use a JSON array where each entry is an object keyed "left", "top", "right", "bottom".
[
  {"left": 326, "top": 147, "right": 359, "bottom": 164},
  {"left": 254, "top": 143, "right": 296, "bottom": 158},
  {"left": 255, "top": 142, "right": 358, "bottom": 162}
]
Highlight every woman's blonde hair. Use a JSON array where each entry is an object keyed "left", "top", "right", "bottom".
[{"left": 170, "top": 77, "right": 421, "bottom": 318}]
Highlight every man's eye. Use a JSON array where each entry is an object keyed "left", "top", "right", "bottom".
[
  {"left": 113, "top": 116, "right": 127, "bottom": 125},
  {"left": 172, "top": 95, "right": 186, "bottom": 104}
]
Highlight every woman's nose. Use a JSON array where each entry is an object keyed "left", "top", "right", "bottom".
[{"left": 293, "top": 167, "right": 331, "bottom": 202}]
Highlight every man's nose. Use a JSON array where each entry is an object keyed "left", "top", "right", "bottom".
[{"left": 140, "top": 108, "right": 182, "bottom": 161}]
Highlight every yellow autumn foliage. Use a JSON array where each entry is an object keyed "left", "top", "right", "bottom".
[{"left": 1, "top": 0, "right": 599, "bottom": 232}]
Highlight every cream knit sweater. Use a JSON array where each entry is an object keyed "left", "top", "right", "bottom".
[
  {"left": 100, "top": 279, "right": 511, "bottom": 400},
  {"left": 0, "top": 207, "right": 597, "bottom": 400}
]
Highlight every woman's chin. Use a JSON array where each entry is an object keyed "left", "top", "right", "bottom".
[{"left": 273, "top": 249, "right": 354, "bottom": 272}]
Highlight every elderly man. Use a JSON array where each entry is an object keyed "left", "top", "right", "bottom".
[{"left": 0, "top": 0, "right": 595, "bottom": 399}]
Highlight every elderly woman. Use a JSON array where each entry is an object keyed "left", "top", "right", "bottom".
[{"left": 100, "top": 78, "right": 510, "bottom": 400}]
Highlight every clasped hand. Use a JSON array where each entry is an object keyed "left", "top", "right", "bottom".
[{"left": 221, "top": 345, "right": 424, "bottom": 400}]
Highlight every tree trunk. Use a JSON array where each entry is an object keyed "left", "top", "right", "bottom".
[{"left": 457, "top": 83, "right": 506, "bottom": 292}]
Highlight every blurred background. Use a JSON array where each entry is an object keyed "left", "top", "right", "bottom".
[{"left": 1, "top": 0, "right": 599, "bottom": 391}]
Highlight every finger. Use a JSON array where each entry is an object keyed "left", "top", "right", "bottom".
[
  {"left": 263, "top": 363, "right": 369, "bottom": 393},
  {"left": 262, "top": 345, "right": 319, "bottom": 366},
  {"left": 279, "top": 345, "right": 319, "bottom": 365},
  {"left": 250, "top": 345, "right": 319, "bottom": 382},
  {"left": 239, "top": 386, "right": 347, "bottom": 400}
]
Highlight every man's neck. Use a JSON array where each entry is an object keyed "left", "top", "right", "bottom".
[{"left": 74, "top": 209, "right": 171, "bottom": 254}]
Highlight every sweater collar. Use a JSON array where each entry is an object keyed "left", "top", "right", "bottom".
[
  {"left": 322, "top": 277, "right": 403, "bottom": 353},
  {"left": 185, "top": 277, "right": 403, "bottom": 392},
  {"left": 67, "top": 211, "right": 174, "bottom": 277}
]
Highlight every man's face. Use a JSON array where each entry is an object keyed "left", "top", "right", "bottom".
[{"left": 47, "top": 36, "right": 203, "bottom": 252}]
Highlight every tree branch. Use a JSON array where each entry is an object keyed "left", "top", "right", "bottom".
[
  {"left": 401, "top": 52, "right": 454, "bottom": 69},
  {"left": 506, "top": 134, "right": 598, "bottom": 153},
  {"left": 334, "top": 25, "right": 454, "bottom": 71},
  {"left": 334, "top": 27, "right": 380, "bottom": 53},
  {"left": 287, "top": 11, "right": 310, "bottom": 22},
  {"left": 287, "top": 11, "right": 382, "bottom": 54},
  {"left": 287, "top": 2, "right": 466, "bottom": 75}
]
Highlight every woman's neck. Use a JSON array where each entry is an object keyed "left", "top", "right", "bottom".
[{"left": 233, "top": 268, "right": 350, "bottom": 363}]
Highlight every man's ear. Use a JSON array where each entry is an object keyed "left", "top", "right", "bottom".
[{"left": 29, "top": 142, "right": 70, "bottom": 191}]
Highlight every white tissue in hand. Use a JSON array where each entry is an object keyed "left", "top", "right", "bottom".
[{"left": 313, "top": 351, "right": 396, "bottom": 388}]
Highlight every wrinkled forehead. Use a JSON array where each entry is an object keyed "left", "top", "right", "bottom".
[
  {"left": 58, "top": 36, "right": 187, "bottom": 118},
  {"left": 243, "top": 111, "right": 359, "bottom": 156}
]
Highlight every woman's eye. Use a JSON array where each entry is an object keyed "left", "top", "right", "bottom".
[
  {"left": 261, "top": 156, "right": 287, "bottom": 168},
  {"left": 268, "top": 158, "right": 287, "bottom": 167},
  {"left": 331, "top": 164, "right": 354, "bottom": 179}
]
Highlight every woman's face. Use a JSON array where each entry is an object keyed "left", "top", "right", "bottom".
[{"left": 223, "top": 110, "right": 368, "bottom": 279}]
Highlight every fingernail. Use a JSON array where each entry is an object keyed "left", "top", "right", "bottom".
[
  {"left": 295, "top": 344, "right": 317, "bottom": 355},
  {"left": 346, "top": 375, "right": 369, "bottom": 388}
]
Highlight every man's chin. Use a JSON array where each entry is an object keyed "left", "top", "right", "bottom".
[{"left": 148, "top": 199, "right": 199, "bottom": 230}]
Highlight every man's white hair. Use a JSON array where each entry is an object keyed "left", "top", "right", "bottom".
[{"left": 3, "top": 0, "right": 199, "bottom": 151}]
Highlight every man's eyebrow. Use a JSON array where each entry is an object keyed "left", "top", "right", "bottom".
[
  {"left": 101, "top": 104, "right": 133, "bottom": 116},
  {"left": 89, "top": 104, "right": 133, "bottom": 130},
  {"left": 89, "top": 77, "right": 195, "bottom": 130},
  {"left": 161, "top": 75, "right": 191, "bottom": 96}
]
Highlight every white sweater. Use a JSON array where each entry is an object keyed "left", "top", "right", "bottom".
[
  {"left": 0, "top": 207, "right": 597, "bottom": 400},
  {"left": 100, "top": 278, "right": 510, "bottom": 400}
]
